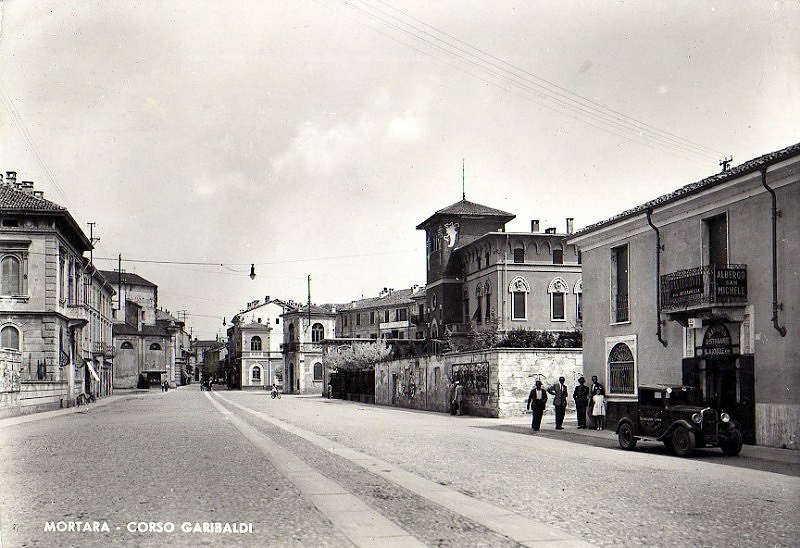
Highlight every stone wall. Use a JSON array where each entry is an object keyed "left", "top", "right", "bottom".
[
  {"left": 374, "top": 348, "right": 582, "bottom": 418},
  {"left": 0, "top": 382, "right": 68, "bottom": 419}
]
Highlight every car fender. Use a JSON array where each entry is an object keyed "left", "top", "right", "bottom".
[
  {"left": 659, "top": 419, "right": 695, "bottom": 440},
  {"left": 615, "top": 417, "right": 637, "bottom": 436}
]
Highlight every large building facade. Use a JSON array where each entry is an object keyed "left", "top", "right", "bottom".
[
  {"left": 336, "top": 286, "right": 426, "bottom": 341},
  {"left": 1, "top": 173, "right": 114, "bottom": 416},
  {"left": 281, "top": 304, "right": 337, "bottom": 394},
  {"left": 569, "top": 144, "right": 799, "bottom": 449},
  {"left": 417, "top": 199, "right": 582, "bottom": 348}
]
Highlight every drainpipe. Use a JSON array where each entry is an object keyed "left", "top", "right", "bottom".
[
  {"left": 760, "top": 167, "right": 787, "bottom": 337},
  {"left": 646, "top": 208, "right": 668, "bottom": 347}
]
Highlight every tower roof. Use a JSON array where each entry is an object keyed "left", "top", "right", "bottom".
[{"left": 416, "top": 199, "right": 515, "bottom": 229}]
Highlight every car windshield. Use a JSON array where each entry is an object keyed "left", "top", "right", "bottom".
[{"left": 665, "top": 387, "right": 703, "bottom": 406}]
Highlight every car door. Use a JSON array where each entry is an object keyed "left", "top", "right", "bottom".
[{"left": 638, "top": 390, "right": 666, "bottom": 437}]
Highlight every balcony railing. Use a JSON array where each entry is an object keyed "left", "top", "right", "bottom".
[
  {"left": 280, "top": 341, "right": 300, "bottom": 353},
  {"left": 660, "top": 264, "right": 747, "bottom": 312},
  {"left": 614, "top": 293, "right": 629, "bottom": 323},
  {"left": 92, "top": 342, "right": 116, "bottom": 357}
]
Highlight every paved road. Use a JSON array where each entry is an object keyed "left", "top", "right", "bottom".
[{"left": 1, "top": 387, "right": 797, "bottom": 547}]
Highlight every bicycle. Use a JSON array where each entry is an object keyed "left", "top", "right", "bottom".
[{"left": 270, "top": 386, "right": 281, "bottom": 399}]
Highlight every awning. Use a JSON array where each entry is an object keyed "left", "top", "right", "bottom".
[{"left": 86, "top": 360, "right": 101, "bottom": 382}]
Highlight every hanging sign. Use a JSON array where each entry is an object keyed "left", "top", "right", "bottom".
[{"left": 702, "top": 324, "right": 733, "bottom": 357}]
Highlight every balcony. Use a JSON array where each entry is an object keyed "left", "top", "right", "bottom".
[
  {"left": 280, "top": 341, "right": 300, "bottom": 353},
  {"left": 445, "top": 323, "right": 470, "bottom": 336},
  {"left": 92, "top": 342, "right": 116, "bottom": 358},
  {"left": 660, "top": 264, "right": 747, "bottom": 321}
]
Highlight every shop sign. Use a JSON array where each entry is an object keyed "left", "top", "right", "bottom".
[
  {"left": 702, "top": 324, "right": 732, "bottom": 357},
  {"left": 714, "top": 266, "right": 747, "bottom": 300}
]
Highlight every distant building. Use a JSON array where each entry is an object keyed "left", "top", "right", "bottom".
[
  {"left": 281, "top": 304, "right": 337, "bottom": 394},
  {"left": 568, "top": 143, "right": 799, "bottom": 449},
  {"left": 336, "top": 286, "right": 426, "bottom": 341},
  {"left": 189, "top": 338, "right": 226, "bottom": 383},
  {"left": 1, "top": 172, "right": 114, "bottom": 416},
  {"left": 99, "top": 270, "right": 188, "bottom": 388},
  {"left": 225, "top": 297, "right": 291, "bottom": 389}
]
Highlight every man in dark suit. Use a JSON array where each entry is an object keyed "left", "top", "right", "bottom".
[
  {"left": 573, "top": 376, "right": 590, "bottom": 429},
  {"left": 526, "top": 380, "right": 548, "bottom": 431},
  {"left": 548, "top": 376, "right": 569, "bottom": 430}
]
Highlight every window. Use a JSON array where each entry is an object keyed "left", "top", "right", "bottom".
[
  {"left": 311, "top": 323, "right": 324, "bottom": 343},
  {"left": 370, "top": 311, "right": 376, "bottom": 325},
  {"left": 577, "top": 250, "right": 582, "bottom": 264},
  {"left": 313, "top": 362, "right": 323, "bottom": 381},
  {"left": 120, "top": 341, "right": 134, "bottom": 349},
  {"left": 384, "top": 310, "right": 390, "bottom": 323},
  {"left": 485, "top": 252, "right": 490, "bottom": 267},
  {"left": 1, "top": 256, "right": 22, "bottom": 295},
  {"left": 704, "top": 213, "right": 728, "bottom": 266},
  {"left": 463, "top": 290, "right": 469, "bottom": 324},
  {"left": 513, "top": 248, "right": 525, "bottom": 263},
  {"left": 1, "top": 325, "right": 20, "bottom": 350},
  {"left": 251, "top": 365, "right": 261, "bottom": 381},
  {"left": 149, "top": 343, "right": 162, "bottom": 350},
  {"left": 611, "top": 245, "right": 629, "bottom": 323},
  {"left": 250, "top": 336, "right": 262, "bottom": 351},
  {"left": 552, "top": 248, "right": 563, "bottom": 264},
  {"left": 574, "top": 279, "right": 583, "bottom": 322},
  {"left": 475, "top": 284, "right": 482, "bottom": 325},
  {"left": 396, "top": 308, "right": 407, "bottom": 321},
  {"left": 477, "top": 255, "right": 481, "bottom": 269},
  {"left": 288, "top": 323, "right": 296, "bottom": 342},
  {"left": 356, "top": 313, "right": 361, "bottom": 326},
  {"left": 548, "top": 278, "right": 568, "bottom": 321},
  {"left": 608, "top": 342, "right": 635, "bottom": 395},
  {"left": 343, "top": 315, "right": 348, "bottom": 328},
  {"left": 509, "top": 276, "right": 529, "bottom": 320},
  {"left": 484, "top": 281, "right": 491, "bottom": 323}
]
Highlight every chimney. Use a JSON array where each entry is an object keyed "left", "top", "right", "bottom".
[
  {"left": 265, "top": 295, "right": 270, "bottom": 303},
  {"left": 21, "top": 181, "right": 34, "bottom": 193},
  {"left": 566, "top": 218, "right": 574, "bottom": 235},
  {"left": 531, "top": 220, "right": 540, "bottom": 232}
]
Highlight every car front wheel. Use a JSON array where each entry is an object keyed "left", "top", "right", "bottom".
[
  {"left": 720, "top": 431, "right": 743, "bottom": 456},
  {"left": 617, "top": 422, "right": 638, "bottom": 450},
  {"left": 671, "top": 426, "right": 696, "bottom": 457}
]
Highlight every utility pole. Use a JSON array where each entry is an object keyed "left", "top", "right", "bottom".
[
  {"left": 117, "top": 254, "right": 122, "bottom": 309},
  {"left": 719, "top": 156, "right": 733, "bottom": 172},
  {"left": 87, "top": 222, "right": 100, "bottom": 264},
  {"left": 462, "top": 158, "right": 465, "bottom": 200},
  {"left": 307, "top": 274, "right": 312, "bottom": 327}
]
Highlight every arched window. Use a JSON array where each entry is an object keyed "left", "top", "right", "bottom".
[
  {"left": 311, "top": 323, "right": 324, "bottom": 343},
  {"left": 484, "top": 281, "right": 491, "bottom": 323},
  {"left": 250, "top": 336, "right": 262, "bottom": 351},
  {"left": 251, "top": 365, "right": 261, "bottom": 381},
  {"left": 508, "top": 276, "right": 530, "bottom": 320},
  {"left": 1, "top": 256, "right": 21, "bottom": 296},
  {"left": 574, "top": 279, "right": 583, "bottom": 322},
  {"left": 120, "top": 341, "right": 134, "bottom": 349},
  {"left": 313, "top": 362, "right": 323, "bottom": 381},
  {"left": 548, "top": 277, "right": 569, "bottom": 321},
  {"left": 475, "top": 284, "right": 483, "bottom": 325},
  {"left": 608, "top": 342, "right": 635, "bottom": 395},
  {"left": 288, "top": 323, "right": 296, "bottom": 342},
  {"left": 149, "top": 343, "right": 162, "bottom": 351},
  {"left": 1, "top": 325, "right": 20, "bottom": 350}
]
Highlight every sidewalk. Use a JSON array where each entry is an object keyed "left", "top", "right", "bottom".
[{"left": 482, "top": 409, "right": 800, "bottom": 471}]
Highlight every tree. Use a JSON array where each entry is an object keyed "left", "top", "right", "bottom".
[{"left": 325, "top": 341, "right": 392, "bottom": 372}]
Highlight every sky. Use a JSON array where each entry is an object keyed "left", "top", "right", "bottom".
[{"left": 1, "top": 1, "right": 798, "bottom": 340}]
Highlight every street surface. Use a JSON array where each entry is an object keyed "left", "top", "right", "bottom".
[{"left": 0, "top": 386, "right": 797, "bottom": 547}]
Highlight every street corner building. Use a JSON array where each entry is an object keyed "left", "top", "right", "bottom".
[
  {"left": 0, "top": 172, "right": 115, "bottom": 417},
  {"left": 567, "top": 143, "right": 799, "bottom": 450}
]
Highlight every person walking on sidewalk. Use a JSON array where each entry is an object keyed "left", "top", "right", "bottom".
[
  {"left": 547, "top": 376, "right": 569, "bottom": 430},
  {"left": 526, "top": 380, "right": 548, "bottom": 431},
  {"left": 573, "top": 377, "right": 590, "bottom": 429}
]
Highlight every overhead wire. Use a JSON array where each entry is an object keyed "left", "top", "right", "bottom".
[{"left": 336, "top": 0, "right": 723, "bottom": 163}]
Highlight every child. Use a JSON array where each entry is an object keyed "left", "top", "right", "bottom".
[{"left": 592, "top": 387, "right": 606, "bottom": 430}]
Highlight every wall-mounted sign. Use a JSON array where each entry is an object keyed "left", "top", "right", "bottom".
[
  {"left": 702, "top": 324, "right": 733, "bottom": 357},
  {"left": 714, "top": 266, "right": 747, "bottom": 300}
]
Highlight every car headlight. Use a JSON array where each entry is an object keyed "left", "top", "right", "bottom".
[
  {"left": 720, "top": 412, "right": 731, "bottom": 423},
  {"left": 692, "top": 413, "right": 702, "bottom": 424}
]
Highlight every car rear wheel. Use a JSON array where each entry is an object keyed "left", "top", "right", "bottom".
[
  {"left": 720, "top": 431, "right": 743, "bottom": 456},
  {"left": 671, "top": 426, "right": 696, "bottom": 457},
  {"left": 617, "top": 422, "right": 637, "bottom": 450}
]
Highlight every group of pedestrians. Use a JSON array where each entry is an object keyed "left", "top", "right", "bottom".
[{"left": 526, "top": 375, "right": 606, "bottom": 431}]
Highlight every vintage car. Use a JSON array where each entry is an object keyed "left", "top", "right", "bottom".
[{"left": 615, "top": 384, "right": 743, "bottom": 457}]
